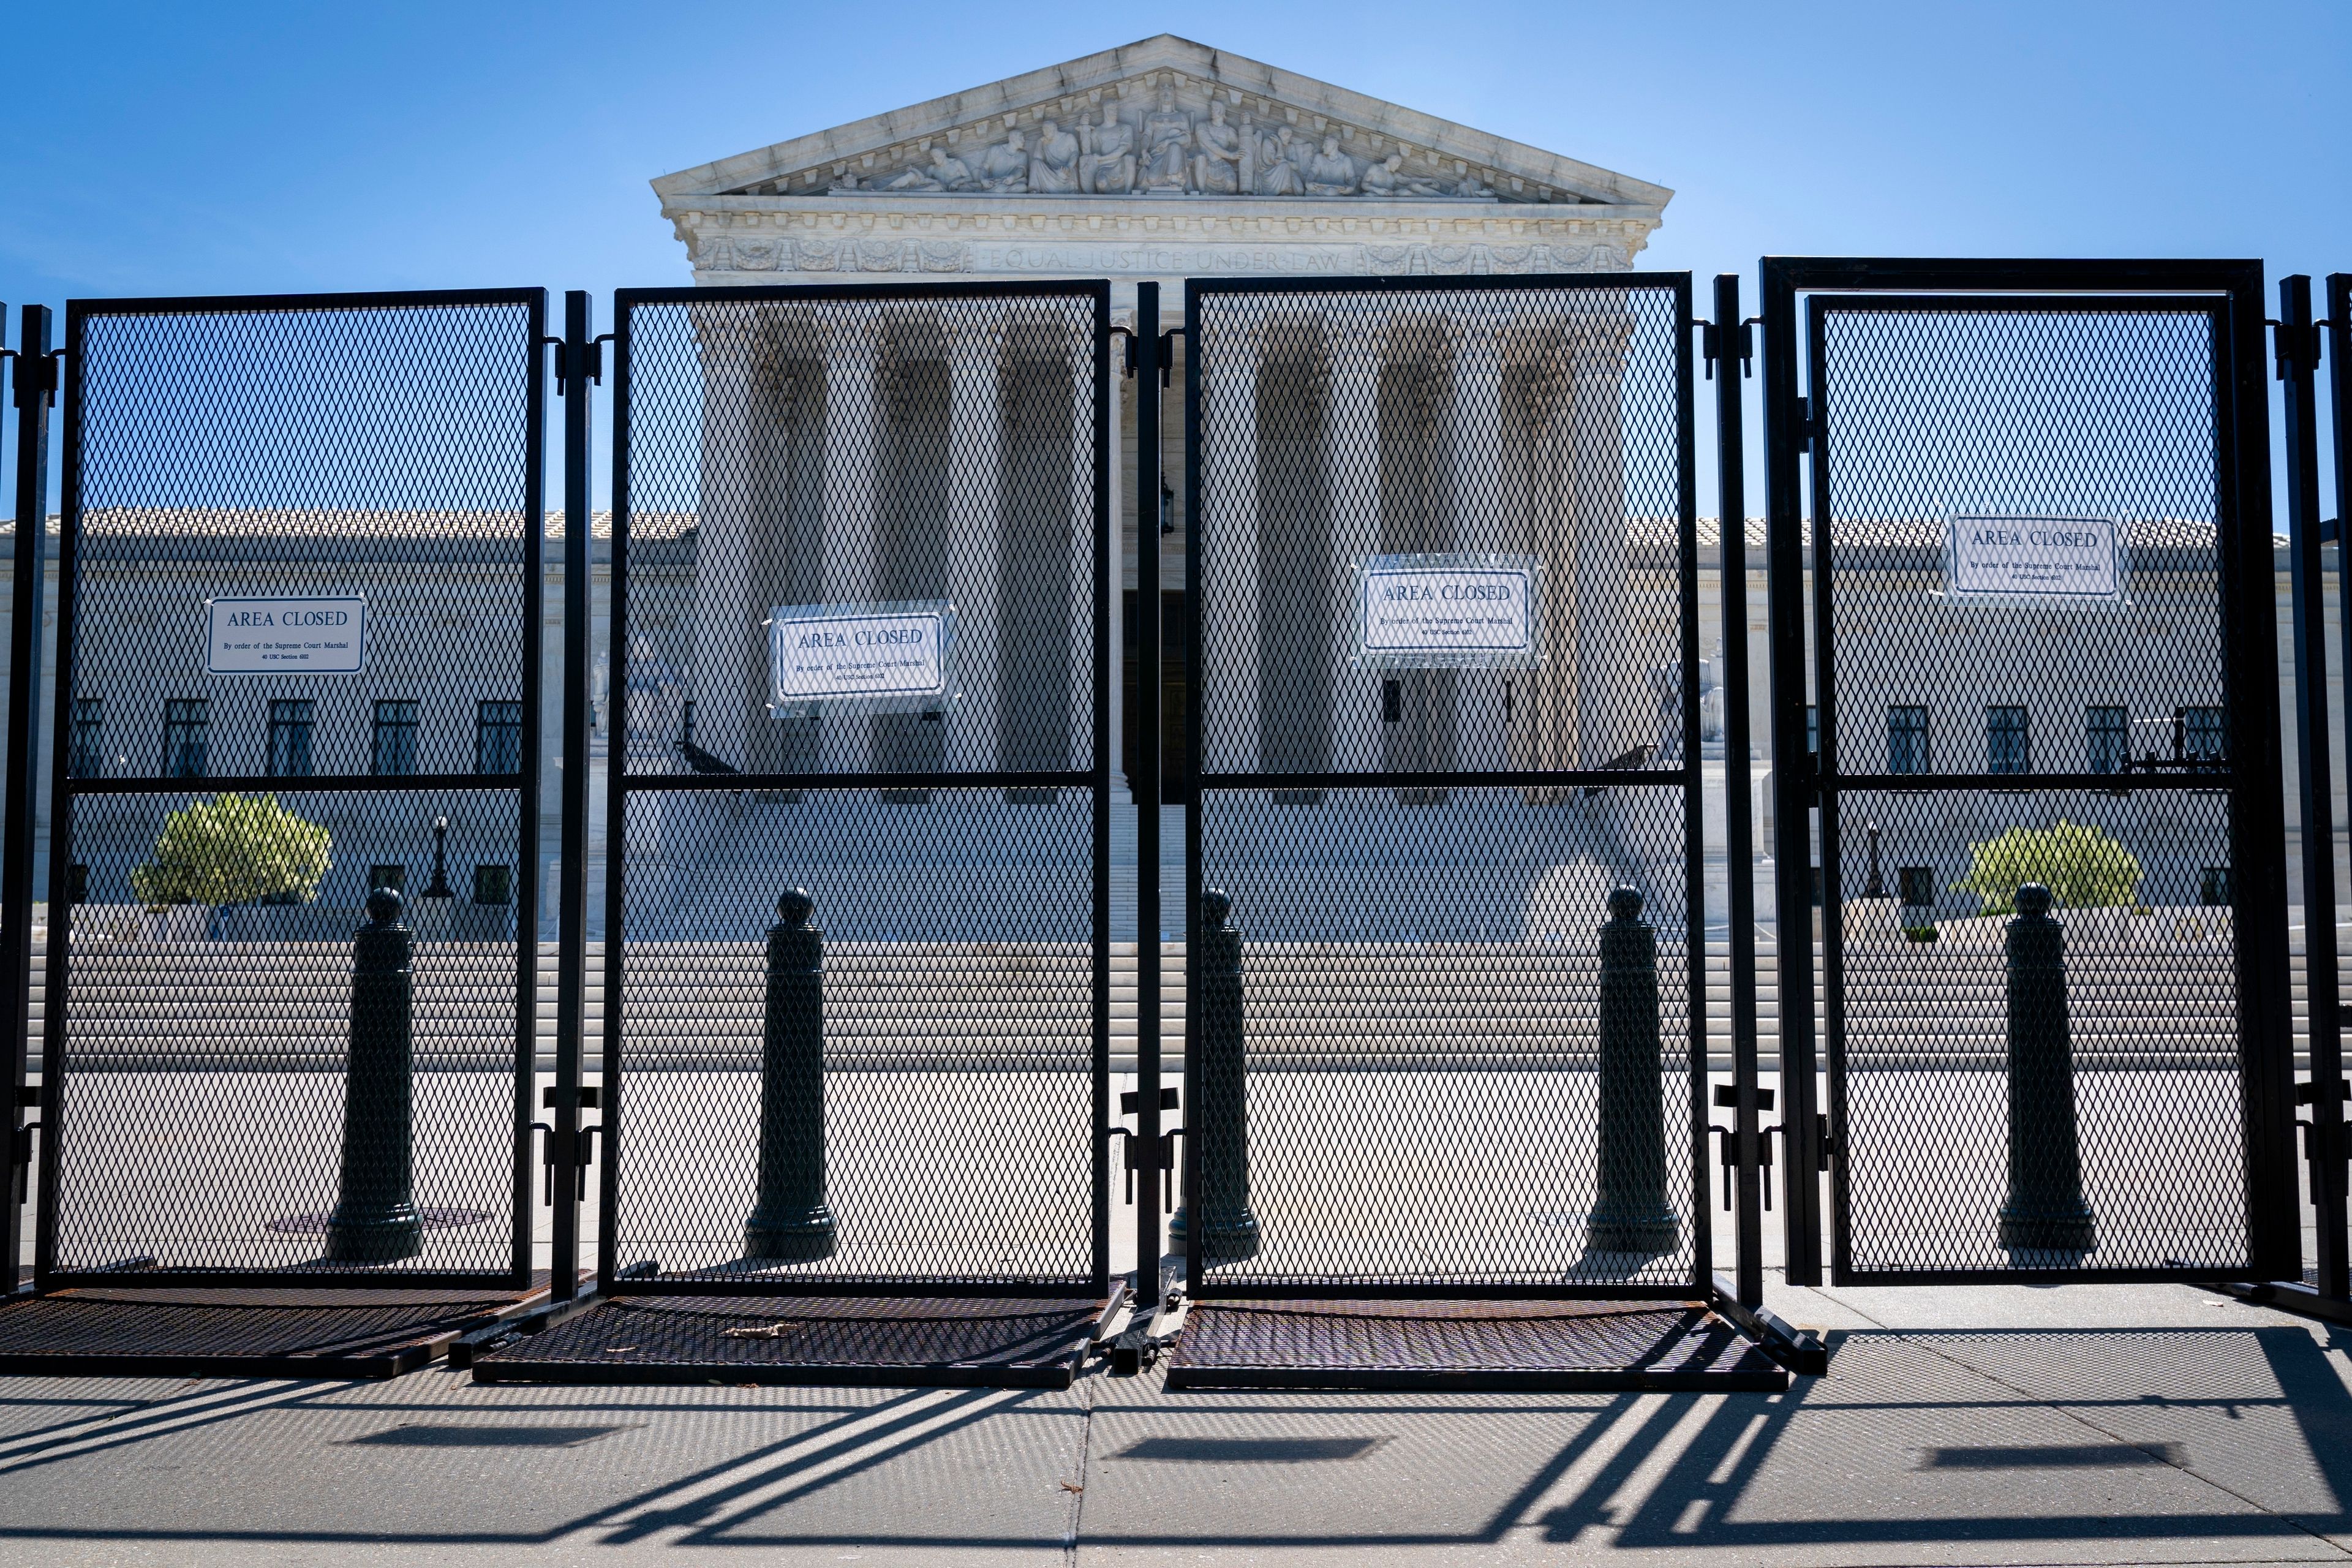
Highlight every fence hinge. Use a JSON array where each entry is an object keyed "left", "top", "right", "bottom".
[
  {"left": 2296, "top": 1077, "right": 2350, "bottom": 1107},
  {"left": 10, "top": 350, "right": 58, "bottom": 409},
  {"left": 2274, "top": 316, "right": 2321, "bottom": 381},
  {"left": 1792, "top": 396, "right": 1822, "bottom": 451},
  {"left": 10, "top": 1120, "right": 36, "bottom": 1205},
  {"left": 1698, "top": 317, "right": 1755, "bottom": 382},
  {"left": 552, "top": 337, "right": 605, "bottom": 393}
]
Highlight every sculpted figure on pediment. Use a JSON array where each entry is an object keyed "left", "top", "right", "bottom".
[
  {"left": 975, "top": 130, "right": 1029, "bottom": 193},
  {"left": 1305, "top": 135, "right": 1358, "bottom": 196},
  {"left": 1247, "top": 120, "right": 1303, "bottom": 196},
  {"left": 1190, "top": 100, "right": 1243, "bottom": 195},
  {"left": 1140, "top": 87, "right": 1193, "bottom": 191},
  {"left": 1360, "top": 152, "right": 1445, "bottom": 198},
  {"left": 1030, "top": 119, "right": 1081, "bottom": 194},
  {"left": 881, "top": 146, "right": 977, "bottom": 193},
  {"left": 1079, "top": 108, "right": 1136, "bottom": 194}
]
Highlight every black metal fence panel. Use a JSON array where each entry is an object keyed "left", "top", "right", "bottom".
[
  {"left": 1781, "top": 270, "right": 2296, "bottom": 1284},
  {"left": 601, "top": 282, "right": 1112, "bottom": 1295},
  {"left": 1182, "top": 274, "right": 1708, "bottom": 1296},
  {"left": 39, "top": 290, "right": 548, "bottom": 1287}
]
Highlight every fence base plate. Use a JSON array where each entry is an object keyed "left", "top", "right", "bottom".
[
  {"left": 1165, "top": 1298, "right": 1790, "bottom": 1392},
  {"left": 0, "top": 1276, "right": 557, "bottom": 1379},
  {"left": 469, "top": 1294, "right": 1109, "bottom": 1389}
]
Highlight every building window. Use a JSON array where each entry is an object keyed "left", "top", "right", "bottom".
[
  {"left": 476, "top": 699, "right": 523, "bottom": 775},
  {"left": 67, "top": 863, "right": 88, "bottom": 903},
  {"left": 70, "top": 698, "right": 104, "bottom": 778},
  {"left": 162, "top": 699, "right": 209, "bottom": 780},
  {"left": 2178, "top": 705, "right": 2225, "bottom": 764},
  {"left": 1897, "top": 865, "right": 1936, "bottom": 908},
  {"left": 267, "top": 699, "right": 314, "bottom": 778},
  {"left": 1806, "top": 704, "right": 1819, "bottom": 757},
  {"left": 1887, "top": 706, "right": 1929, "bottom": 774},
  {"left": 2086, "top": 706, "right": 2128, "bottom": 774},
  {"left": 2199, "top": 865, "right": 2231, "bottom": 907},
  {"left": 372, "top": 700, "right": 420, "bottom": 777},
  {"left": 1987, "top": 706, "right": 2030, "bottom": 775},
  {"left": 472, "top": 864, "right": 511, "bottom": 906}
]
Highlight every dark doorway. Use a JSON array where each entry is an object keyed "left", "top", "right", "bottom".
[{"left": 1123, "top": 589, "right": 1189, "bottom": 804}]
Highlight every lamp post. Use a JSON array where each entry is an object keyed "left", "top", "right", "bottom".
[{"left": 423, "top": 815, "right": 453, "bottom": 899}]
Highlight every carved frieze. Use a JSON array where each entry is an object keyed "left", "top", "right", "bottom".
[{"left": 760, "top": 72, "right": 1553, "bottom": 206}]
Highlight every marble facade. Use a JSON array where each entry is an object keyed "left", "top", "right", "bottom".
[{"left": 649, "top": 35, "right": 1676, "bottom": 788}]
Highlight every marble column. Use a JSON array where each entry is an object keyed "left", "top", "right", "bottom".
[
  {"left": 1324, "top": 320, "right": 1383, "bottom": 774},
  {"left": 1199, "top": 327, "right": 1261, "bottom": 775},
  {"left": 943, "top": 318, "right": 1003, "bottom": 772},
  {"left": 1517, "top": 323, "right": 1582, "bottom": 785},
  {"left": 1104, "top": 315, "right": 1126, "bottom": 800},
  {"left": 1431, "top": 307, "right": 1506, "bottom": 774},
  {"left": 1064, "top": 317, "right": 1097, "bottom": 774},
  {"left": 1569, "top": 306, "right": 1635, "bottom": 769},
  {"left": 818, "top": 317, "right": 881, "bottom": 772},
  {"left": 688, "top": 311, "right": 758, "bottom": 772}
]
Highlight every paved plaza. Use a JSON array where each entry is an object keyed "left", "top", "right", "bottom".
[{"left": 0, "top": 1278, "right": 2342, "bottom": 1566}]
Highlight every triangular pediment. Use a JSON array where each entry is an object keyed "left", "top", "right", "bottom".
[{"left": 652, "top": 35, "right": 1670, "bottom": 211}]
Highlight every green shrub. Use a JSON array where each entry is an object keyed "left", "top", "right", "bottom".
[
  {"left": 1953, "top": 820, "right": 2141, "bottom": 916},
  {"left": 131, "top": 794, "right": 333, "bottom": 908}
]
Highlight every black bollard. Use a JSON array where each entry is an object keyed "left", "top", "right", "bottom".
[
  {"left": 744, "top": 888, "right": 839, "bottom": 1261},
  {"left": 1587, "top": 886, "right": 1680, "bottom": 1256},
  {"left": 324, "top": 887, "right": 424, "bottom": 1262},
  {"left": 1182, "top": 888, "right": 1261, "bottom": 1265},
  {"left": 1997, "top": 883, "right": 2096, "bottom": 1256}
]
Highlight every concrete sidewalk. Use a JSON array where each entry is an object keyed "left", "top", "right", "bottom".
[{"left": 0, "top": 1280, "right": 2343, "bottom": 1566}]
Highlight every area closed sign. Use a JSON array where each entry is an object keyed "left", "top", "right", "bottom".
[
  {"left": 1353, "top": 553, "right": 1540, "bottom": 670},
  {"left": 205, "top": 596, "right": 367, "bottom": 674},
  {"left": 768, "top": 601, "right": 954, "bottom": 717},
  {"left": 1945, "top": 516, "right": 2124, "bottom": 603}
]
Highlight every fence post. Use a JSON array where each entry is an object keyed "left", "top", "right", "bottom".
[
  {"left": 1189, "top": 888, "right": 1260, "bottom": 1264},
  {"left": 324, "top": 888, "right": 423, "bottom": 1261},
  {"left": 1997, "top": 883, "right": 2095, "bottom": 1255},
  {"left": 745, "top": 888, "right": 837, "bottom": 1261},
  {"left": 1588, "top": 886, "right": 1679, "bottom": 1256}
]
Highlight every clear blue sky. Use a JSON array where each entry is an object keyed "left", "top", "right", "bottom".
[{"left": 3, "top": 0, "right": 2349, "bottom": 511}]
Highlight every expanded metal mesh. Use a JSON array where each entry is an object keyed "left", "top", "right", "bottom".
[
  {"left": 0, "top": 1286, "right": 519, "bottom": 1363},
  {"left": 474, "top": 1294, "right": 1102, "bottom": 1383},
  {"left": 1185, "top": 278, "right": 1705, "bottom": 1292},
  {"left": 1167, "top": 1298, "right": 1779, "bottom": 1387},
  {"left": 1811, "top": 298, "right": 2253, "bottom": 1278},
  {"left": 604, "top": 284, "right": 1108, "bottom": 1291},
  {"left": 45, "top": 293, "right": 543, "bottom": 1281}
]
